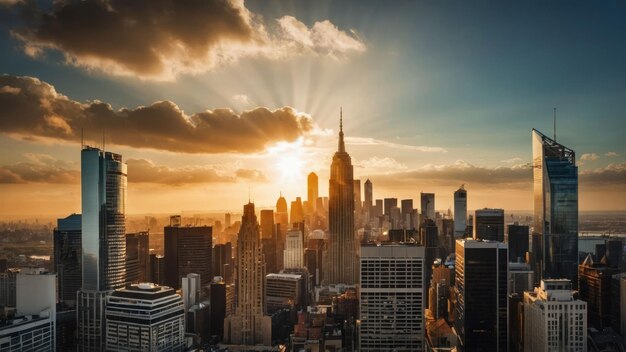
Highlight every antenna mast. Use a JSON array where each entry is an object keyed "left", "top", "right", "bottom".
[{"left": 553, "top": 107, "right": 556, "bottom": 141}]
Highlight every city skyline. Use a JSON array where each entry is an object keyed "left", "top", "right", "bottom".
[{"left": 0, "top": 1, "right": 625, "bottom": 217}]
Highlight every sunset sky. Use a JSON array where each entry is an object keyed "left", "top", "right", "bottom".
[{"left": 0, "top": 0, "right": 625, "bottom": 217}]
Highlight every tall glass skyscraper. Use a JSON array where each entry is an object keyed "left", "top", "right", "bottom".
[
  {"left": 77, "top": 147, "right": 127, "bottom": 351},
  {"left": 532, "top": 129, "right": 578, "bottom": 287},
  {"left": 454, "top": 185, "right": 467, "bottom": 238}
]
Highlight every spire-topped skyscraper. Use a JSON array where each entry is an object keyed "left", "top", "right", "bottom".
[{"left": 327, "top": 108, "right": 356, "bottom": 284}]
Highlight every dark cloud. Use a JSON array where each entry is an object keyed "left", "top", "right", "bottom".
[
  {"left": 11, "top": 0, "right": 365, "bottom": 79},
  {"left": 0, "top": 155, "right": 267, "bottom": 185},
  {"left": 0, "top": 154, "right": 79, "bottom": 183},
  {"left": 0, "top": 75, "right": 313, "bottom": 153},
  {"left": 127, "top": 158, "right": 267, "bottom": 185}
]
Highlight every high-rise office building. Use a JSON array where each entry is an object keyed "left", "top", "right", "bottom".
[
  {"left": 401, "top": 199, "right": 414, "bottom": 229},
  {"left": 454, "top": 239, "right": 508, "bottom": 351},
  {"left": 275, "top": 193, "right": 289, "bottom": 228},
  {"left": 284, "top": 228, "right": 304, "bottom": 269},
  {"left": 125, "top": 231, "right": 150, "bottom": 285},
  {"left": 0, "top": 268, "right": 57, "bottom": 351},
  {"left": 54, "top": 213, "right": 82, "bottom": 306},
  {"left": 474, "top": 208, "right": 505, "bottom": 242},
  {"left": 327, "top": 111, "right": 357, "bottom": 285},
  {"left": 532, "top": 129, "right": 578, "bottom": 286},
  {"left": 164, "top": 223, "right": 212, "bottom": 290},
  {"left": 454, "top": 186, "right": 467, "bottom": 238},
  {"left": 77, "top": 147, "right": 127, "bottom": 352},
  {"left": 523, "top": 279, "right": 587, "bottom": 352},
  {"left": 212, "top": 242, "right": 233, "bottom": 282},
  {"left": 105, "top": 283, "right": 185, "bottom": 351},
  {"left": 421, "top": 192, "right": 435, "bottom": 221},
  {"left": 383, "top": 197, "right": 398, "bottom": 217},
  {"left": 0, "top": 268, "right": 18, "bottom": 308},
  {"left": 223, "top": 202, "right": 272, "bottom": 346},
  {"left": 265, "top": 273, "right": 306, "bottom": 314},
  {"left": 578, "top": 254, "right": 619, "bottom": 329},
  {"left": 359, "top": 244, "right": 425, "bottom": 351},
  {"left": 291, "top": 197, "right": 305, "bottom": 224},
  {"left": 353, "top": 179, "right": 362, "bottom": 214},
  {"left": 260, "top": 209, "right": 275, "bottom": 240},
  {"left": 364, "top": 179, "right": 373, "bottom": 216},
  {"left": 149, "top": 254, "right": 165, "bottom": 285},
  {"left": 308, "top": 172, "right": 319, "bottom": 213},
  {"left": 507, "top": 224, "right": 529, "bottom": 263}
]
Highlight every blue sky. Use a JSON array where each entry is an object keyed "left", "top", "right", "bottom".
[{"left": 0, "top": 0, "right": 624, "bottom": 215}]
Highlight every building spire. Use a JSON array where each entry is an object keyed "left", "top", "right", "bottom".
[{"left": 338, "top": 107, "right": 345, "bottom": 153}]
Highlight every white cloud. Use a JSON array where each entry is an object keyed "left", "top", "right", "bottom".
[
  {"left": 501, "top": 157, "right": 523, "bottom": 164},
  {"left": 355, "top": 157, "right": 408, "bottom": 172},
  {"left": 605, "top": 152, "right": 619, "bottom": 157},
  {"left": 580, "top": 153, "right": 599, "bottom": 161},
  {"left": 345, "top": 136, "right": 447, "bottom": 153}
]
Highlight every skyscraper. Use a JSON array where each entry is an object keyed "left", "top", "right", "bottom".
[
  {"left": 454, "top": 239, "right": 508, "bottom": 351},
  {"left": 291, "top": 197, "right": 305, "bottom": 224},
  {"left": 77, "top": 147, "right": 127, "bottom": 352},
  {"left": 125, "top": 231, "right": 150, "bottom": 285},
  {"left": 364, "top": 178, "right": 373, "bottom": 216},
  {"left": 105, "top": 283, "right": 185, "bottom": 351},
  {"left": 260, "top": 209, "right": 275, "bottom": 240},
  {"left": 327, "top": 110, "right": 357, "bottom": 285},
  {"left": 353, "top": 179, "right": 362, "bottom": 214},
  {"left": 164, "top": 223, "right": 212, "bottom": 290},
  {"left": 454, "top": 185, "right": 467, "bottom": 238},
  {"left": 360, "top": 244, "right": 425, "bottom": 351},
  {"left": 420, "top": 192, "right": 435, "bottom": 221},
  {"left": 383, "top": 197, "right": 398, "bottom": 217},
  {"left": 401, "top": 199, "right": 414, "bottom": 229},
  {"left": 474, "top": 208, "right": 505, "bottom": 242},
  {"left": 507, "top": 224, "right": 529, "bottom": 263},
  {"left": 54, "top": 213, "right": 82, "bottom": 306},
  {"left": 523, "top": 279, "right": 587, "bottom": 352},
  {"left": 532, "top": 129, "right": 578, "bottom": 286},
  {"left": 308, "top": 172, "right": 319, "bottom": 213},
  {"left": 284, "top": 227, "right": 304, "bottom": 269},
  {"left": 223, "top": 202, "right": 272, "bottom": 345}
]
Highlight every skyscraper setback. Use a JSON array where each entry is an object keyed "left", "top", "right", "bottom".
[
  {"left": 532, "top": 129, "right": 578, "bottom": 286},
  {"left": 327, "top": 110, "right": 357, "bottom": 285}
]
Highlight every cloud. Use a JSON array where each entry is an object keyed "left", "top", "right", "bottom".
[
  {"left": 232, "top": 94, "right": 251, "bottom": 105},
  {"left": 580, "top": 162, "right": 626, "bottom": 188},
  {"left": 580, "top": 153, "right": 599, "bottom": 161},
  {"left": 501, "top": 157, "right": 523, "bottom": 164},
  {"left": 605, "top": 152, "right": 619, "bottom": 157},
  {"left": 11, "top": 0, "right": 365, "bottom": 80},
  {"left": 370, "top": 160, "right": 532, "bottom": 190},
  {"left": 0, "top": 154, "right": 78, "bottom": 184},
  {"left": 0, "top": 74, "right": 313, "bottom": 153},
  {"left": 355, "top": 157, "right": 407, "bottom": 172},
  {"left": 345, "top": 136, "right": 447, "bottom": 153},
  {"left": 127, "top": 159, "right": 267, "bottom": 185}
]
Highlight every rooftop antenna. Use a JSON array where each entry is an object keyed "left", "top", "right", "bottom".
[
  {"left": 102, "top": 128, "right": 106, "bottom": 152},
  {"left": 553, "top": 107, "right": 556, "bottom": 141},
  {"left": 81, "top": 128, "right": 84, "bottom": 149}
]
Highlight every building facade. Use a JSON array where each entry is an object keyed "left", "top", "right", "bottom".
[
  {"left": 474, "top": 208, "right": 505, "bottom": 242},
  {"left": 223, "top": 202, "right": 272, "bottom": 346},
  {"left": 454, "top": 239, "right": 508, "bottom": 351},
  {"left": 359, "top": 244, "right": 425, "bottom": 351},
  {"left": 77, "top": 147, "right": 127, "bottom": 352},
  {"left": 327, "top": 111, "right": 357, "bottom": 285},
  {"left": 54, "top": 213, "right": 82, "bottom": 306},
  {"left": 523, "top": 279, "right": 587, "bottom": 352},
  {"left": 532, "top": 129, "right": 578, "bottom": 286},
  {"left": 105, "top": 283, "right": 185, "bottom": 351},
  {"left": 454, "top": 186, "right": 467, "bottom": 238},
  {"left": 164, "top": 224, "right": 212, "bottom": 290}
]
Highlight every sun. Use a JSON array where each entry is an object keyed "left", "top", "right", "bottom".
[{"left": 268, "top": 139, "right": 307, "bottom": 183}]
